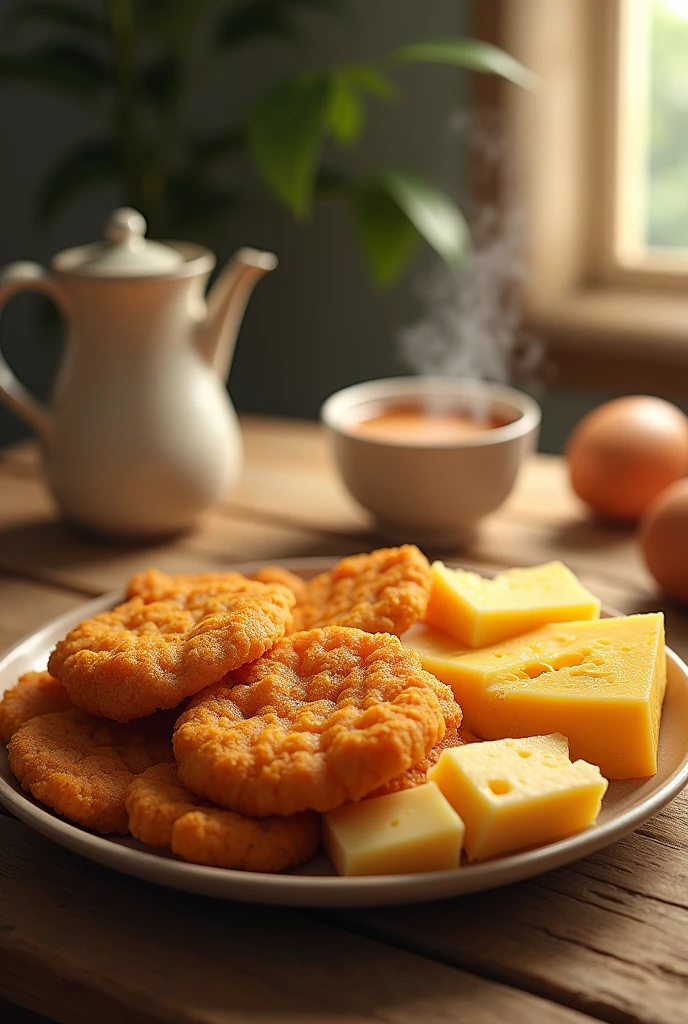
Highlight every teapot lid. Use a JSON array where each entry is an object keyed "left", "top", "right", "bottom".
[{"left": 69, "top": 208, "right": 185, "bottom": 276}]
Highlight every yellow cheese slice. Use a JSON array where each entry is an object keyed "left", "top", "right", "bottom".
[
  {"left": 425, "top": 561, "right": 601, "bottom": 647},
  {"left": 402, "top": 621, "right": 472, "bottom": 671},
  {"left": 417, "top": 613, "right": 666, "bottom": 779},
  {"left": 428, "top": 733, "right": 608, "bottom": 861},
  {"left": 322, "top": 783, "right": 465, "bottom": 876}
]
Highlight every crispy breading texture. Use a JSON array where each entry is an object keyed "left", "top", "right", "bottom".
[
  {"left": 291, "top": 545, "right": 432, "bottom": 635},
  {"left": 250, "top": 566, "right": 307, "bottom": 600},
  {"left": 48, "top": 585, "right": 295, "bottom": 722},
  {"left": 127, "top": 568, "right": 260, "bottom": 603},
  {"left": 174, "top": 626, "right": 462, "bottom": 817},
  {"left": 130, "top": 565, "right": 308, "bottom": 604},
  {"left": 127, "top": 763, "right": 319, "bottom": 872},
  {"left": 8, "top": 708, "right": 176, "bottom": 834},
  {"left": 0, "top": 671, "right": 73, "bottom": 743},
  {"left": 366, "top": 726, "right": 477, "bottom": 798}
]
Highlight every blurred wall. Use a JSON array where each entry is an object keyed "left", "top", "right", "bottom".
[
  {"left": 1, "top": 0, "right": 659, "bottom": 458},
  {"left": 0, "top": 0, "right": 470, "bottom": 447},
  {"left": 538, "top": 388, "right": 688, "bottom": 455}
]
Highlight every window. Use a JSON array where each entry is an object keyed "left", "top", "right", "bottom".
[
  {"left": 617, "top": 0, "right": 688, "bottom": 266},
  {"left": 479, "top": 0, "right": 688, "bottom": 389}
]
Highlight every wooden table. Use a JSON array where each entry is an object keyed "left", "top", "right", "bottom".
[{"left": 0, "top": 416, "right": 687, "bottom": 1024}]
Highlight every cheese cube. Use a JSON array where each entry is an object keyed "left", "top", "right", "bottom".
[
  {"left": 421, "top": 613, "right": 666, "bottom": 779},
  {"left": 322, "top": 783, "right": 465, "bottom": 876},
  {"left": 425, "top": 561, "right": 601, "bottom": 647},
  {"left": 428, "top": 734, "right": 608, "bottom": 861}
]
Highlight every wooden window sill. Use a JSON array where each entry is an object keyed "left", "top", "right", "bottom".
[{"left": 530, "top": 287, "right": 688, "bottom": 393}]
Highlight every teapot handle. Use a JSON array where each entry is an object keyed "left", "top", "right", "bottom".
[{"left": 0, "top": 262, "right": 69, "bottom": 444}]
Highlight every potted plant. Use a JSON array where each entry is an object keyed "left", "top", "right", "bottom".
[{"left": 0, "top": 0, "right": 534, "bottom": 285}]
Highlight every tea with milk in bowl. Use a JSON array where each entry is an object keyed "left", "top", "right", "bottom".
[
  {"left": 321, "top": 377, "right": 541, "bottom": 546},
  {"left": 347, "top": 403, "right": 515, "bottom": 445}
]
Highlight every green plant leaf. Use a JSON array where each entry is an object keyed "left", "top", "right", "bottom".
[
  {"left": 0, "top": 45, "right": 111, "bottom": 98},
  {"left": 326, "top": 74, "right": 364, "bottom": 145},
  {"left": 189, "top": 126, "right": 245, "bottom": 162},
  {"left": 342, "top": 65, "right": 396, "bottom": 100},
  {"left": 354, "top": 182, "right": 418, "bottom": 286},
  {"left": 380, "top": 170, "right": 470, "bottom": 269},
  {"left": 324, "top": 65, "right": 396, "bottom": 146},
  {"left": 393, "top": 37, "right": 538, "bottom": 92},
  {"left": 4, "top": 1, "right": 106, "bottom": 37},
  {"left": 38, "top": 140, "right": 122, "bottom": 222},
  {"left": 248, "top": 72, "right": 331, "bottom": 216}
]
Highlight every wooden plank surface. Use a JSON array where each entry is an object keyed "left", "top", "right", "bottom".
[
  {"left": 1, "top": 415, "right": 687, "bottom": 1024},
  {"left": 0, "top": 817, "right": 594, "bottom": 1024},
  {"left": 0, "top": 576, "right": 84, "bottom": 652},
  {"left": 336, "top": 791, "right": 688, "bottom": 1024}
]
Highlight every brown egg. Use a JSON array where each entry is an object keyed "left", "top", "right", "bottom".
[
  {"left": 641, "top": 479, "right": 688, "bottom": 603},
  {"left": 566, "top": 396, "right": 688, "bottom": 521}
]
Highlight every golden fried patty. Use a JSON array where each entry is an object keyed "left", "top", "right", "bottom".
[
  {"left": 174, "top": 626, "right": 462, "bottom": 817},
  {"left": 127, "top": 763, "right": 319, "bottom": 872}
]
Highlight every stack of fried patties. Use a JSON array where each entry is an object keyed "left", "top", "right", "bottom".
[{"left": 1, "top": 546, "right": 465, "bottom": 873}]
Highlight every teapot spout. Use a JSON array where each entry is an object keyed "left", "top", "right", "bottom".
[{"left": 196, "top": 248, "right": 277, "bottom": 380}]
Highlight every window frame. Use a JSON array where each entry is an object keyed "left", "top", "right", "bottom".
[{"left": 475, "top": 0, "right": 688, "bottom": 390}]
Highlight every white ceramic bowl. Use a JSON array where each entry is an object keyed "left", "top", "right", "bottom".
[{"left": 321, "top": 377, "right": 541, "bottom": 546}]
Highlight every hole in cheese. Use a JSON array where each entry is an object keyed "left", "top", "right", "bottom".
[
  {"left": 524, "top": 661, "right": 552, "bottom": 679},
  {"left": 554, "top": 652, "right": 587, "bottom": 669},
  {"left": 428, "top": 734, "right": 608, "bottom": 861},
  {"left": 406, "top": 612, "right": 666, "bottom": 779},
  {"left": 524, "top": 650, "right": 587, "bottom": 679},
  {"left": 517, "top": 750, "right": 532, "bottom": 759}
]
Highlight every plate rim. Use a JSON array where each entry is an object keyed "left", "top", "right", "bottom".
[{"left": 1, "top": 555, "right": 687, "bottom": 908}]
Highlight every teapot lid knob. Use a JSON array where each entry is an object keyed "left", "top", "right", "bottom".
[
  {"left": 105, "top": 207, "right": 147, "bottom": 246},
  {"left": 55, "top": 206, "right": 186, "bottom": 276}
]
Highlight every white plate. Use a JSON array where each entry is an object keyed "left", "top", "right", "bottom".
[{"left": 1, "top": 557, "right": 688, "bottom": 908}]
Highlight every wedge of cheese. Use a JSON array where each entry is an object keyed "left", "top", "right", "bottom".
[
  {"left": 417, "top": 613, "right": 666, "bottom": 779},
  {"left": 428, "top": 733, "right": 608, "bottom": 861},
  {"left": 425, "top": 561, "right": 601, "bottom": 647},
  {"left": 402, "top": 621, "right": 472, "bottom": 671},
  {"left": 322, "top": 783, "right": 464, "bottom": 876}
]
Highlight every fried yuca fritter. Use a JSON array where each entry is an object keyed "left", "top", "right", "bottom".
[
  {"left": 0, "top": 671, "right": 73, "bottom": 743},
  {"left": 127, "top": 763, "right": 319, "bottom": 872},
  {"left": 48, "top": 585, "right": 294, "bottom": 722},
  {"left": 250, "top": 565, "right": 307, "bottom": 601},
  {"left": 9, "top": 707, "right": 176, "bottom": 834},
  {"left": 174, "top": 626, "right": 462, "bottom": 817},
  {"left": 127, "top": 568, "right": 260, "bottom": 603},
  {"left": 366, "top": 726, "right": 478, "bottom": 798},
  {"left": 130, "top": 565, "right": 308, "bottom": 604},
  {"left": 290, "top": 545, "right": 432, "bottom": 635}
]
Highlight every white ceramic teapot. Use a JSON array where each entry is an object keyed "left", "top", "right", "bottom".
[{"left": 0, "top": 208, "right": 276, "bottom": 537}]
